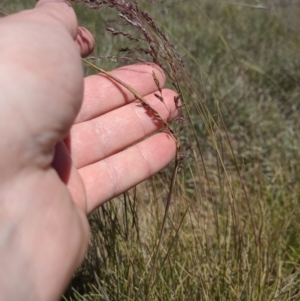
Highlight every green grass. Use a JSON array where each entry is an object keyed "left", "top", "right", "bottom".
[{"left": 2, "top": 0, "right": 300, "bottom": 300}]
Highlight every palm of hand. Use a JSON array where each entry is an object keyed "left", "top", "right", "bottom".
[{"left": 0, "top": 2, "right": 177, "bottom": 300}]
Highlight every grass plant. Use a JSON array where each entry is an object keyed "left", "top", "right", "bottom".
[{"left": 2, "top": 0, "right": 300, "bottom": 300}]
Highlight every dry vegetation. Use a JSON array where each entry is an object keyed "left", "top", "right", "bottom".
[{"left": 2, "top": 0, "right": 300, "bottom": 300}]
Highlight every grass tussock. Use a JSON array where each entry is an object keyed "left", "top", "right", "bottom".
[{"left": 2, "top": 0, "right": 300, "bottom": 300}]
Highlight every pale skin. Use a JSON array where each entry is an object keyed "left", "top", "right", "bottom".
[{"left": 0, "top": 0, "right": 178, "bottom": 300}]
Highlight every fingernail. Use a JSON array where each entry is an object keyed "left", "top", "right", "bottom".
[{"left": 36, "top": 0, "right": 71, "bottom": 9}]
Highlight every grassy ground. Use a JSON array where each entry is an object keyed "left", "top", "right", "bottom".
[{"left": 2, "top": 0, "right": 300, "bottom": 300}]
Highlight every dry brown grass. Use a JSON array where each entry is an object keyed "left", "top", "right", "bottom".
[{"left": 2, "top": 1, "right": 300, "bottom": 300}]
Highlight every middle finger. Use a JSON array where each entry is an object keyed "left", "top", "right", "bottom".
[{"left": 70, "top": 88, "right": 178, "bottom": 168}]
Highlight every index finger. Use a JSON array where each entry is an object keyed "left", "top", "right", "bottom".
[{"left": 76, "top": 63, "right": 166, "bottom": 123}]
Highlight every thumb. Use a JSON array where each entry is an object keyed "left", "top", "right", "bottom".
[
  {"left": 35, "top": 0, "right": 78, "bottom": 38},
  {"left": 0, "top": 2, "right": 83, "bottom": 176},
  {"left": 35, "top": 0, "right": 95, "bottom": 57}
]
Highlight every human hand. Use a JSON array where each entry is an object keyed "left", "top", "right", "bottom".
[{"left": 0, "top": 1, "right": 178, "bottom": 300}]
